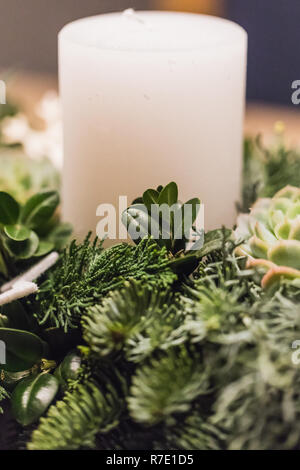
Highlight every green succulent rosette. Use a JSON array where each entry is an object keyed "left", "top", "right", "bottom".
[{"left": 235, "top": 185, "right": 300, "bottom": 289}]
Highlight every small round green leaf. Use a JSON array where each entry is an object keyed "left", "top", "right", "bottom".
[
  {"left": 0, "top": 328, "right": 45, "bottom": 372},
  {"left": 5, "top": 230, "right": 39, "bottom": 259},
  {"left": 4, "top": 224, "right": 31, "bottom": 241},
  {"left": 54, "top": 351, "right": 81, "bottom": 388},
  {"left": 0, "top": 369, "right": 32, "bottom": 392},
  {"left": 34, "top": 241, "right": 55, "bottom": 257},
  {"left": 168, "top": 254, "right": 199, "bottom": 275},
  {"left": 184, "top": 198, "right": 201, "bottom": 225},
  {"left": 157, "top": 182, "right": 178, "bottom": 206},
  {"left": 142, "top": 189, "right": 159, "bottom": 211},
  {"left": 0, "top": 192, "right": 20, "bottom": 225},
  {"left": 21, "top": 191, "right": 60, "bottom": 229},
  {"left": 0, "top": 301, "right": 31, "bottom": 331},
  {"left": 11, "top": 373, "right": 59, "bottom": 426},
  {"left": 122, "top": 204, "right": 152, "bottom": 244}
]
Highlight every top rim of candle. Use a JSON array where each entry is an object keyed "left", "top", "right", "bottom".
[{"left": 59, "top": 11, "right": 247, "bottom": 53}]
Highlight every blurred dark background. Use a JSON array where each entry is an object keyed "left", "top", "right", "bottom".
[
  {"left": 228, "top": 0, "right": 300, "bottom": 105},
  {"left": 0, "top": 0, "right": 300, "bottom": 107},
  {"left": 0, "top": 0, "right": 151, "bottom": 72}
]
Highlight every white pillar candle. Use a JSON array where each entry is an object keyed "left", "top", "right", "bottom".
[{"left": 59, "top": 10, "right": 247, "bottom": 240}]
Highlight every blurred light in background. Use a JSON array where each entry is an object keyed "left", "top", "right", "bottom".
[{"left": 156, "top": 0, "right": 224, "bottom": 14}]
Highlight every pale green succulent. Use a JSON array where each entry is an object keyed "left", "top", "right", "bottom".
[
  {"left": 0, "top": 149, "right": 59, "bottom": 204},
  {"left": 235, "top": 185, "right": 300, "bottom": 289}
]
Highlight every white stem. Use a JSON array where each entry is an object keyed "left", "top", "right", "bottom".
[
  {"left": 0, "top": 281, "right": 38, "bottom": 306},
  {"left": 1, "top": 251, "right": 59, "bottom": 293}
]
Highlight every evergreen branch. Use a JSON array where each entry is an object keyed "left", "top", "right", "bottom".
[
  {"left": 83, "top": 280, "right": 185, "bottom": 362},
  {"left": 208, "top": 292, "right": 300, "bottom": 450},
  {"left": 128, "top": 348, "right": 208, "bottom": 425},
  {"left": 183, "top": 277, "right": 251, "bottom": 342},
  {"left": 28, "top": 380, "right": 122, "bottom": 450},
  {"left": 156, "top": 412, "right": 223, "bottom": 450},
  {"left": 34, "top": 236, "right": 176, "bottom": 331},
  {"left": 0, "top": 385, "right": 9, "bottom": 414},
  {"left": 240, "top": 136, "right": 300, "bottom": 212}
]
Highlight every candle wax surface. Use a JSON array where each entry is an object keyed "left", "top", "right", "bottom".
[{"left": 60, "top": 10, "right": 246, "bottom": 52}]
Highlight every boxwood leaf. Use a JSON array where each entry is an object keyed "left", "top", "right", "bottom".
[
  {"left": 0, "top": 301, "right": 31, "bottom": 331},
  {"left": 4, "top": 224, "right": 31, "bottom": 242},
  {"left": 34, "top": 241, "right": 54, "bottom": 258},
  {"left": 0, "top": 369, "right": 33, "bottom": 393},
  {"left": 167, "top": 254, "right": 199, "bottom": 275},
  {"left": 21, "top": 191, "right": 59, "bottom": 229},
  {"left": 158, "top": 182, "right": 178, "bottom": 206},
  {"left": 122, "top": 204, "right": 151, "bottom": 244},
  {"left": 184, "top": 198, "right": 201, "bottom": 225},
  {"left": 142, "top": 189, "right": 159, "bottom": 211},
  {"left": 195, "top": 238, "right": 225, "bottom": 259},
  {"left": 0, "top": 192, "right": 19, "bottom": 225},
  {"left": 0, "top": 328, "right": 45, "bottom": 372},
  {"left": 47, "top": 222, "right": 73, "bottom": 250},
  {"left": 5, "top": 230, "right": 39, "bottom": 259},
  {"left": 11, "top": 373, "right": 59, "bottom": 426},
  {"left": 175, "top": 198, "right": 201, "bottom": 242},
  {"left": 204, "top": 228, "right": 232, "bottom": 243},
  {"left": 54, "top": 350, "right": 81, "bottom": 388}
]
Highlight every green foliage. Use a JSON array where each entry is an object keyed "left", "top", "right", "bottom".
[
  {"left": 0, "top": 328, "right": 45, "bottom": 372},
  {"left": 28, "top": 380, "right": 122, "bottom": 450},
  {"left": 209, "top": 293, "right": 300, "bottom": 450},
  {"left": 3, "top": 224, "right": 292, "bottom": 450},
  {"left": 35, "top": 235, "right": 177, "bottom": 331},
  {"left": 123, "top": 182, "right": 202, "bottom": 254},
  {"left": 0, "top": 189, "right": 71, "bottom": 278},
  {"left": 3, "top": 162, "right": 300, "bottom": 451},
  {"left": 54, "top": 351, "right": 81, "bottom": 389},
  {"left": 235, "top": 185, "right": 300, "bottom": 289},
  {"left": 0, "top": 100, "right": 18, "bottom": 124},
  {"left": 83, "top": 281, "right": 180, "bottom": 360},
  {"left": 0, "top": 369, "right": 32, "bottom": 393},
  {"left": 128, "top": 348, "right": 207, "bottom": 425},
  {"left": 0, "top": 151, "right": 60, "bottom": 204},
  {"left": 155, "top": 412, "right": 223, "bottom": 450},
  {"left": 0, "top": 385, "right": 9, "bottom": 414},
  {"left": 241, "top": 136, "right": 300, "bottom": 211},
  {"left": 11, "top": 373, "right": 59, "bottom": 426},
  {"left": 0, "top": 191, "right": 19, "bottom": 225},
  {"left": 0, "top": 300, "right": 32, "bottom": 331},
  {"left": 20, "top": 191, "right": 59, "bottom": 229}
]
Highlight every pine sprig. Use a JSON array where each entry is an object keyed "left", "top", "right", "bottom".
[
  {"left": 83, "top": 280, "right": 185, "bottom": 362},
  {"left": 28, "top": 380, "right": 122, "bottom": 450},
  {"left": 34, "top": 236, "right": 177, "bottom": 331},
  {"left": 128, "top": 348, "right": 208, "bottom": 425},
  {"left": 182, "top": 267, "right": 254, "bottom": 341},
  {"left": 0, "top": 385, "right": 9, "bottom": 414},
  {"left": 155, "top": 412, "right": 223, "bottom": 450}
]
